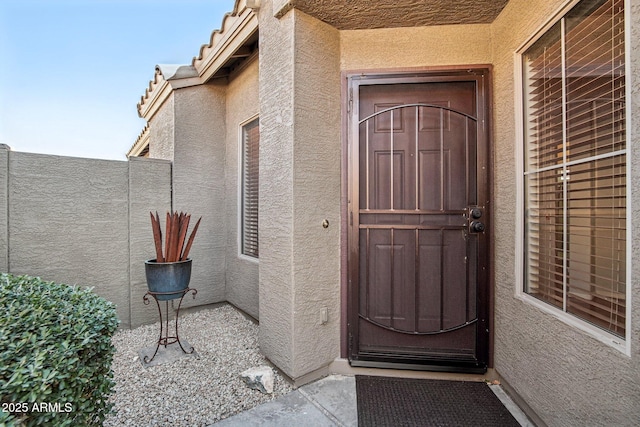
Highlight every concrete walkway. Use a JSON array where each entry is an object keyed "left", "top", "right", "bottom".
[{"left": 211, "top": 374, "right": 535, "bottom": 426}]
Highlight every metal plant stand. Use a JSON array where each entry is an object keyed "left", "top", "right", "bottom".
[{"left": 142, "top": 288, "right": 197, "bottom": 364}]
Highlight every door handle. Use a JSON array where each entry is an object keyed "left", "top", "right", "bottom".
[{"left": 470, "top": 221, "right": 485, "bottom": 233}]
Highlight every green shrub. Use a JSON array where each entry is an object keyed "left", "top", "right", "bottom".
[{"left": 0, "top": 274, "right": 119, "bottom": 426}]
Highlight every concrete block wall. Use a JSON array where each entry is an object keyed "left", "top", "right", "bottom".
[
  {"left": 0, "top": 147, "right": 172, "bottom": 329},
  {"left": 7, "top": 151, "right": 131, "bottom": 324},
  {"left": 0, "top": 146, "right": 8, "bottom": 272}
]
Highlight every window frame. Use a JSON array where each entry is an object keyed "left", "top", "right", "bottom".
[
  {"left": 514, "top": 0, "right": 631, "bottom": 355},
  {"left": 238, "top": 115, "right": 260, "bottom": 262}
]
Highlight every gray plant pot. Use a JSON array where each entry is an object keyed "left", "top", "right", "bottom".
[{"left": 145, "top": 258, "right": 192, "bottom": 301}]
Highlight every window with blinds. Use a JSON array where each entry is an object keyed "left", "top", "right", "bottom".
[
  {"left": 522, "top": 0, "right": 626, "bottom": 337},
  {"left": 241, "top": 118, "right": 259, "bottom": 258}
]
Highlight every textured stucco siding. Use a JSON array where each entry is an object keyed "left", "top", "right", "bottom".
[
  {"left": 259, "top": 1, "right": 494, "bottom": 382},
  {"left": 335, "top": 4, "right": 639, "bottom": 423},
  {"left": 172, "top": 84, "right": 228, "bottom": 308},
  {"left": 149, "top": 93, "right": 175, "bottom": 161},
  {"left": 258, "top": 0, "right": 296, "bottom": 375},
  {"left": 283, "top": 0, "right": 508, "bottom": 30},
  {"left": 2, "top": 151, "right": 171, "bottom": 328},
  {"left": 128, "top": 157, "right": 172, "bottom": 328},
  {"left": 291, "top": 11, "right": 342, "bottom": 378},
  {"left": 259, "top": 3, "right": 342, "bottom": 380},
  {"left": 225, "top": 58, "right": 260, "bottom": 319},
  {"left": 7, "top": 152, "right": 131, "bottom": 324},
  {"left": 340, "top": 24, "right": 492, "bottom": 70},
  {"left": 490, "top": 1, "right": 640, "bottom": 425}
]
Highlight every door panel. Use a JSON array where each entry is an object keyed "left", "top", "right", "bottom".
[{"left": 348, "top": 72, "right": 490, "bottom": 372}]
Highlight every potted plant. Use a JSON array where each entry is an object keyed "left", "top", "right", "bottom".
[{"left": 145, "top": 211, "right": 201, "bottom": 300}]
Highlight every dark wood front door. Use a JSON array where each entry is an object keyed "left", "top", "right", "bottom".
[{"left": 347, "top": 71, "right": 490, "bottom": 373}]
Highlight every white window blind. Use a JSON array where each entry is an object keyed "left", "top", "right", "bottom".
[
  {"left": 242, "top": 118, "right": 259, "bottom": 258},
  {"left": 523, "top": 0, "right": 626, "bottom": 337}
]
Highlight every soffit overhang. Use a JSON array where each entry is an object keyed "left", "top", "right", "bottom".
[
  {"left": 128, "top": 123, "right": 150, "bottom": 158},
  {"left": 275, "top": 0, "right": 509, "bottom": 29},
  {"left": 137, "top": 0, "right": 258, "bottom": 121},
  {"left": 193, "top": 2, "right": 259, "bottom": 82}
]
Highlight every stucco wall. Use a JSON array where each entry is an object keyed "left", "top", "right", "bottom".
[
  {"left": 490, "top": 1, "right": 640, "bottom": 425},
  {"left": 145, "top": 84, "right": 229, "bottom": 310},
  {"left": 259, "top": 2, "right": 342, "bottom": 381},
  {"left": 128, "top": 156, "right": 172, "bottom": 327},
  {"left": 7, "top": 152, "right": 130, "bottom": 323},
  {"left": 225, "top": 58, "right": 260, "bottom": 319},
  {"left": 149, "top": 93, "right": 175, "bottom": 161},
  {"left": 340, "top": 24, "right": 492, "bottom": 70},
  {"left": 257, "top": 1, "right": 494, "bottom": 382},
  {"left": 258, "top": 0, "right": 296, "bottom": 375},
  {"left": 172, "top": 83, "right": 228, "bottom": 308},
  {"left": 335, "top": 3, "right": 639, "bottom": 423},
  {"left": 3, "top": 150, "right": 171, "bottom": 328},
  {"left": 291, "top": 10, "right": 342, "bottom": 378}
]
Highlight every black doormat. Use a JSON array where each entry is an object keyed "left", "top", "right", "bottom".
[{"left": 356, "top": 375, "right": 521, "bottom": 427}]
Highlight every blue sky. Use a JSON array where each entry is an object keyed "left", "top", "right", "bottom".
[{"left": 0, "top": 0, "right": 236, "bottom": 160}]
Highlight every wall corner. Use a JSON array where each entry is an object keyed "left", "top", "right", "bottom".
[{"left": 127, "top": 156, "right": 173, "bottom": 328}]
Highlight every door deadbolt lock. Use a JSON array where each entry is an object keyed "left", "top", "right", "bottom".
[
  {"left": 470, "top": 221, "right": 485, "bottom": 233},
  {"left": 470, "top": 208, "right": 483, "bottom": 219}
]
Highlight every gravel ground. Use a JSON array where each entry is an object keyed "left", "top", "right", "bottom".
[{"left": 104, "top": 304, "right": 293, "bottom": 426}]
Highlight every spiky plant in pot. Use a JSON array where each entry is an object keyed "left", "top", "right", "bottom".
[{"left": 145, "top": 211, "right": 201, "bottom": 300}]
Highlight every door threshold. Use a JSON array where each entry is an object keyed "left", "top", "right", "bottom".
[
  {"left": 350, "top": 359, "right": 487, "bottom": 374},
  {"left": 329, "top": 358, "right": 492, "bottom": 383}
]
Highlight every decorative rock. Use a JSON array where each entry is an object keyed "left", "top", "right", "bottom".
[
  {"left": 240, "top": 366, "right": 274, "bottom": 394},
  {"left": 104, "top": 305, "right": 293, "bottom": 427}
]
